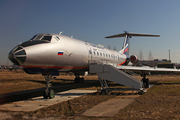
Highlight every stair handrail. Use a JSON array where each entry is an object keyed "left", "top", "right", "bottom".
[
  {"left": 119, "top": 67, "right": 142, "bottom": 81},
  {"left": 89, "top": 60, "right": 118, "bottom": 68}
]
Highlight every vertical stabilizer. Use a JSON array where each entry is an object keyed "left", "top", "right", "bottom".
[{"left": 120, "top": 32, "right": 130, "bottom": 56}]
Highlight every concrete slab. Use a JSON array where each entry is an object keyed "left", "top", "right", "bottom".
[
  {"left": 0, "top": 89, "right": 96, "bottom": 112},
  {"left": 82, "top": 95, "right": 139, "bottom": 117}
]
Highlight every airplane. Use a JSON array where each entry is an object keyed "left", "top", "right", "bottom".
[{"left": 8, "top": 31, "right": 180, "bottom": 99}]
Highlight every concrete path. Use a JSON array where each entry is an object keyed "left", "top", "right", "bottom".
[
  {"left": 0, "top": 89, "right": 96, "bottom": 112},
  {"left": 82, "top": 95, "right": 140, "bottom": 117}
]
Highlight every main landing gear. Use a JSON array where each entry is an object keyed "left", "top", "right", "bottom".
[
  {"left": 74, "top": 73, "right": 84, "bottom": 83},
  {"left": 42, "top": 71, "right": 55, "bottom": 99},
  {"left": 141, "top": 72, "right": 149, "bottom": 88}
]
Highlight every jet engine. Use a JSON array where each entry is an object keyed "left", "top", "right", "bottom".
[{"left": 130, "top": 55, "right": 138, "bottom": 64}]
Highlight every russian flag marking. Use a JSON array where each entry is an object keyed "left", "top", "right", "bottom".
[{"left": 57, "top": 52, "right": 63, "bottom": 55}]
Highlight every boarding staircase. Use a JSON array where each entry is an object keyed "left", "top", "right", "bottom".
[{"left": 89, "top": 61, "right": 145, "bottom": 92}]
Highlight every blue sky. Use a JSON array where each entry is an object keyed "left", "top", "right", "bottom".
[{"left": 1, "top": 0, "right": 180, "bottom": 65}]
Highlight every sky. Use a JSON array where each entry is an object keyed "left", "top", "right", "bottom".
[{"left": 1, "top": 0, "right": 180, "bottom": 65}]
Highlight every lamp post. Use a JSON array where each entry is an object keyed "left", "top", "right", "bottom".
[{"left": 169, "top": 50, "right": 170, "bottom": 62}]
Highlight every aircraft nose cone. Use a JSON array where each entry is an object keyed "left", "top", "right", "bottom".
[{"left": 8, "top": 46, "right": 26, "bottom": 65}]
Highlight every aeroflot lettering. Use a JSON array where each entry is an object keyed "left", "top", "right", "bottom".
[{"left": 89, "top": 43, "right": 104, "bottom": 50}]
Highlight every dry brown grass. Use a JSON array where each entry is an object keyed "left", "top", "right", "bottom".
[
  {"left": 0, "top": 69, "right": 127, "bottom": 95},
  {"left": 0, "top": 69, "right": 45, "bottom": 94},
  {"left": 148, "top": 74, "right": 180, "bottom": 83},
  {"left": 1, "top": 69, "right": 180, "bottom": 119},
  {"left": 0, "top": 69, "right": 100, "bottom": 94},
  {"left": 113, "top": 85, "right": 180, "bottom": 120}
]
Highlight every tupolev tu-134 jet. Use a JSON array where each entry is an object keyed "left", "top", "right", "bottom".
[{"left": 8, "top": 31, "right": 180, "bottom": 99}]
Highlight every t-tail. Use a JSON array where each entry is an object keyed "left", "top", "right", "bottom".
[{"left": 105, "top": 31, "right": 160, "bottom": 56}]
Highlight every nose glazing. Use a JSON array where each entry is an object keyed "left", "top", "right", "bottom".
[{"left": 8, "top": 46, "right": 26, "bottom": 65}]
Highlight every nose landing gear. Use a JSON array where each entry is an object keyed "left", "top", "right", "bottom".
[{"left": 43, "top": 71, "right": 55, "bottom": 99}]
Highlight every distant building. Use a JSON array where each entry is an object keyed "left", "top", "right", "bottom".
[{"left": 134, "top": 59, "right": 173, "bottom": 68}]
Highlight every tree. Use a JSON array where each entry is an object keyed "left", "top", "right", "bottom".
[
  {"left": 148, "top": 50, "right": 153, "bottom": 60},
  {"left": 113, "top": 46, "right": 117, "bottom": 51},
  {"left": 108, "top": 45, "right": 111, "bottom": 49},
  {"left": 139, "top": 49, "right": 144, "bottom": 60}
]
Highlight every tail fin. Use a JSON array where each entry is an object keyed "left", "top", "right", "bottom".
[{"left": 105, "top": 31, "right": 160, "bottom": 56}]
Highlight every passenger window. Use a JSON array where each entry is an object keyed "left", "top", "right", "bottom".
[
  {"left": 100, "top": 52, "right": 102, "bottom": 56},
  {"left": 103, "top": 53, "right": 105, "bottom": 57},
  {"left": 94, "top": 51, "right": 96, "bottom": 55},
  {"left": 89, "top": 50, "right": 92, "bottom": 54},
  {"left": 97, "top": 52, "right": 99, "bottom": 56},
  {"left": 106, "top": 54, "right": 108, "bottom": 57}
]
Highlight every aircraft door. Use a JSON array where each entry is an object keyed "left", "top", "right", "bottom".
[{"left": 85, "top": 43, "right": 92, "bottom": 62}]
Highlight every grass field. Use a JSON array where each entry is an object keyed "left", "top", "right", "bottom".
[
  {"left": 0, "top": 69, "right": 100, "bottom": 94},
  {"left": 1, "top": 69, "right": 180, "bottom": 119}
]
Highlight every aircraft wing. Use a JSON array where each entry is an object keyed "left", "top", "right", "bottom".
[{"left": 117, "top": 65, "right": 180, "bottom": 72}]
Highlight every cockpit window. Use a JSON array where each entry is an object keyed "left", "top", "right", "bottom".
[
  {"left": 41, "top": 36, "right": 52, "bottom": 42},
  {"left": 34, "top": 35, "right": 43, "bottom": 40},
  {"left": 30, "top": 35, "right": 37, "bottom": 40},
  {"left": 30, "top": 34, "right": 52, "bottom": 42}
]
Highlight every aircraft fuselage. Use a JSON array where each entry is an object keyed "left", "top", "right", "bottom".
[{"left": 9, "top": 34, "right": 127, "bottom": 74}]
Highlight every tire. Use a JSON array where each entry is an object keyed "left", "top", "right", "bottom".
[
  {"left": 80, "top": 78, "right": 84, "bottom": 83},
  {"left": 49, "top": 89, "right": 55, "bottom": 99},
  {"left": 74, "top": 77, "right": 84, "bottom": 83},
  {"left": 43, "top": 90, "right": 48, "bottom": 99},
  {"left": 74, "top": 77, "right": 78, "bottom": 83}
]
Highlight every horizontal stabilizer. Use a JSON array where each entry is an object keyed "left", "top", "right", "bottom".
[{"left": 105, "top": 32, "right": 160, "bottom": 38}]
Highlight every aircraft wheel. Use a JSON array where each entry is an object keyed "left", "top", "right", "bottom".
[
  {"left": 43, "top": 90, "right": 48, "bottom": 99},
  {"left": 74, "top": 77, "right": 84, "bottom": 83},
  {"left": 101, "top": 89, "right": 108, "bottom": 94},
  {"left": 80, "top": 77, "right": 84, "bottom": 83},
  {"left": 138, "top": 91, "right": 143, "bottom": 95},
  {"left": 138, "top": 90, "right": 146, "bottom": 95},
  {"left": 49, "top": 89, "right": 55, "bottom": 99},
  {"left": 74, "top": 77, "right": 79, "bottom": 83},
  {"left": 142, "top": 78, "right": 149, "bottom": 88}
]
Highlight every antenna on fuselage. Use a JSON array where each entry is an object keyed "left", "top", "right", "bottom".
[
  {"left": 19, "top": 42, "right": 22, "bottom": 45},
  {"left": 59, "top": 31, "right": 63, "bottom": 35}
]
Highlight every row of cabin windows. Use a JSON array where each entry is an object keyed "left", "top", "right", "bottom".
[{"left": 89, "top": 50, "right": 120, "bottom": 60}]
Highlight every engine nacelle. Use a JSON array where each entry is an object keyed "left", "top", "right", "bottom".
[{"left": 130, "top": 55, "right": 138, "bottom": 64}]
